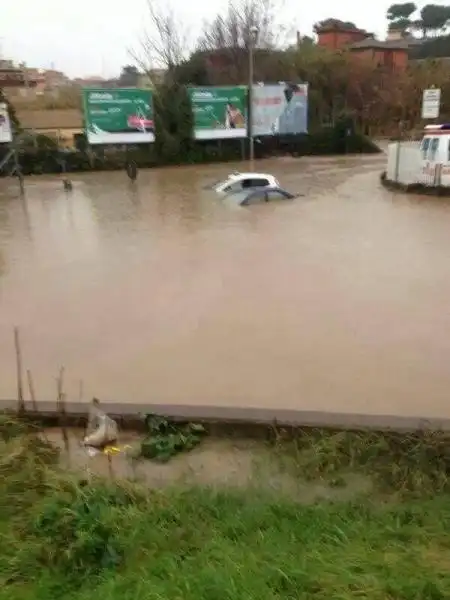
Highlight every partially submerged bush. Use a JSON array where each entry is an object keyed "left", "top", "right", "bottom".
[
  {"left": 0, "top": 413, "right": 35, "bottom": 442},
  {"left": 273, "top": 428, "right": 450, "bottom": 494},
  {"left": 0, "top": 433, "right": 59, "bottom": 518},
  {"left": 140, "top": 414, "right": 207, "bottom": 462}
]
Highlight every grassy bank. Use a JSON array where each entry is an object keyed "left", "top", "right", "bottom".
[{"left": 1, "top": 417, "right": 450, "bottom": 599}]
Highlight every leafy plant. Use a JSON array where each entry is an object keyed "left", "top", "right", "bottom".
[{"left": 140, "top": 414, "right": 207, "bottom": 462}]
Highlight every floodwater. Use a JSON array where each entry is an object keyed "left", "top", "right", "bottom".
[{"left": 1, "top": 153, "right": 450, "bottom": 419}]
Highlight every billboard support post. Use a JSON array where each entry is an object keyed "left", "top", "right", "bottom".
[{"left": 13, "top": 148, "right": 24, "bottom": 195}]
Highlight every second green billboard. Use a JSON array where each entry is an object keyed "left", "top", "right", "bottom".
[{"left": 189, "top": 86, "right": 247, "bottom": 139}]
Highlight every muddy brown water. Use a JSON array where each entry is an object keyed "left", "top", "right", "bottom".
[
  {"left": 46, "top": 428, "right": 371, "bottom": 500},
  {"left": 1, "top": 153, "right": 450, "bottom": 419}
]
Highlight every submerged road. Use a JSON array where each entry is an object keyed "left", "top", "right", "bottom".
[{"left": 2, "top": 152, "right": 450, "bottom": 423}]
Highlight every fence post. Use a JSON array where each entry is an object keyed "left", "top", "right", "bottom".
[{"left": 394, "top": 141, "right": 401, "bottom": 183}]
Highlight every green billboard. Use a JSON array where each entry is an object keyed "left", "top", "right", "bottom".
[
  {"left": 189, "top": 86, "right": 247, "bottom": 140},
  {"left": 82, "top": 88, "right": 154, "bottom": 144}
]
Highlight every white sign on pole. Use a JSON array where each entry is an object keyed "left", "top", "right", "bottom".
[
  {"left": 0, "top": 103, "right": 12, "bottom": 143},
  {"left": 421, "top": 88, "right": 441, "bottom": 119}
]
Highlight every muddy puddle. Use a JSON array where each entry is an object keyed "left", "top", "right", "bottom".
[{"left": 45, "top": 428, "right": 372, "bottom": 502}]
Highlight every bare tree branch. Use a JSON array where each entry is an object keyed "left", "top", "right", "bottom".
[
  {"left": 197, "top": 0, "right": 292, "bottom": 52},
  {"left": 130, "top": 0, "right": 190, "bottom": 82}
]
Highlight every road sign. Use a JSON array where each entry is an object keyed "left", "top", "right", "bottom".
[{"left": 421, "top": 88, "right": 441, "bottom": 119}]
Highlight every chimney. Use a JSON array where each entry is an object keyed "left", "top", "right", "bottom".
[
  {"left": 296, "top": 31, "right": 301, "bottom": 46},
  {"left": 387, "top": 28, "right": 404, "bottom": 41}
]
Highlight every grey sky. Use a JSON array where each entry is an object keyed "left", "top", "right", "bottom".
[{"left": 1, "top": 0, "right": 442, "bottom": 78}]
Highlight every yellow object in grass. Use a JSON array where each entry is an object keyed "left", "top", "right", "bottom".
[{"left": 103, "top": 444, "right": 131, "bottom": 456}]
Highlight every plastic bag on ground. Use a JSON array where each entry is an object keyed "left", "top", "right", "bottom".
[{"left": 83, "top": 401, "right": 118, "bottom": 448}]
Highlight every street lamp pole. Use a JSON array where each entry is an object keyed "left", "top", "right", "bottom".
[{"left": 248, "top": 26, "right": 258, "bottom": 169}]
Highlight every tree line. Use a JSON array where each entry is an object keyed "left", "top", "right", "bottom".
[
  {"left": 7, "top": 0, "right": 450, "bottom": 137},
  {"left": 138, "top": 0, "right": 450, "bottom": 136},
  {"left": 387, "top": 3, "right": 450, "bottom": 37}
]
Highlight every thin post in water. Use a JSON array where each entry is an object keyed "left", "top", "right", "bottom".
[
  {"left": 56, "top": 367, "right": 70, "bottom": 459},
  {"left": 107, "top": 452, "right": 114, "bottom": 480},
  {"left": 14, "top": 327, "right": 25, "bottom": 415},
  {"left": 26, "top": 369, "right": 38, "bottom": 412}
]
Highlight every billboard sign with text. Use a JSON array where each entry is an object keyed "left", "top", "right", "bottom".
[
  {"left": 83, "top": 88, "right": 154, "bottom": 144},
  {"left": 189, "top": 86, "right": 247, "bottom": 139}
]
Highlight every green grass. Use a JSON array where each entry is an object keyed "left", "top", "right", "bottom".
[
  {"left": 268, "top": 427, "right": 450, "bottom": 495},
  {"left": 2, "top": 418, "right": 450, "bottom": 599}
]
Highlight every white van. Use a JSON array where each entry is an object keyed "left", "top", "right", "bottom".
[{"left": 420, "top": 124, "right": 450, "bottom": 186}]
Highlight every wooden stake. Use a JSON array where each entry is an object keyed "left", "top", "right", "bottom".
[
  {"left": 56, "top": 367, "right": 70, "bottom": 460},
  {"left": 14, "top": 327, "right": 24, "bottom": 415},
  {"left": 79, "top": 380, "right": 87, "bottom": 442},
  {"left": 26, "top": 369, "right": 37, "bottom": 412},
  {"left": 107, "top": 452, "right": 114, "bottom": 479}
]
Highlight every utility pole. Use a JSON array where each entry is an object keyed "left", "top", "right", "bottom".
[{"left": 248, "top": 25, "right": 258, "bottom": 169}]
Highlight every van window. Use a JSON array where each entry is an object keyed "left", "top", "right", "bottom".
[
  {"left": 421, "top": 137, "right": 430, "bottom": 159},
  {"left": 428, "top": 137, "right": 440, "bottom": 161}
]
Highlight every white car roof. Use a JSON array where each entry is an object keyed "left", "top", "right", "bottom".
[{"left": 227, "top": 172, "right": 275, "bottom": 180}]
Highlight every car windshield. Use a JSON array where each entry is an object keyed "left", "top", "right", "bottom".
[{"left": 204, "top": 178, "right": 230, "bottom": 190}]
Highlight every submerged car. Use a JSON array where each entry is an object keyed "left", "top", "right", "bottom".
[
  {"left": 205, "top": 171, "right": 298, "bottom": 206},
  {"left": 225, "top": 187, "right": 296, "bottom": 206},
  {"left": 207, "top": 172, "right": 280, "bottom": 194}
]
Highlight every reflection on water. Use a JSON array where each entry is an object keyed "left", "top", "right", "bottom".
[{"left": 1, "top": 153, "right": 450, "bottom": 418}]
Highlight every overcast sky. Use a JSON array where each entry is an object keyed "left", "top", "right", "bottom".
[{"left": 1, "top": 0, "right": 446, "bottom": 78}]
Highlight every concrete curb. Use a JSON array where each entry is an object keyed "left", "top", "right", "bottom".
[
  {"left": 1, "top": 399, "right": 450, "bottom": 433},
  {"left": 380, "top": 171, "right": 450, "bottom": 196}
]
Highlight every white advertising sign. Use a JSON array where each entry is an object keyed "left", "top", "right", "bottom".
[
  {"left": 421, "top": 88, "right": 441, "bottom": 119},
  {"left": 0, "top": 103, "right": 12, "bottom": 143},
  {"left": 252, "top": 84, "right": 308, "bottom": 136}
]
